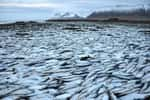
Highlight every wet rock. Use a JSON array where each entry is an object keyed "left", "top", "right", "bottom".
[
  {"left": 13, "top": 57, "right": 25, "bottom": 60},
  {"left": 138, "top": 30, "right": 150, "bottom": 34},
  {"left": 143, "top": 58, "right": 150, "bottom": 64},
  {"left": 15, "top": 96, "right": 30, "bottom": 100},
  {"left": 89, "top": 28, "right": 99, "bottom": 31},
  {"left": 15, "top": 32, "right": 30, "bottom": 37},
  {"left": 78, "top": 54, "right": 94, "bottom": 61},
  {"left": 62, "top": 27, "right": 84, "bottom": 32}
]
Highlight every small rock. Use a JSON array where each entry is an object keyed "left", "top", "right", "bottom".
[{"left": 78, "top": 54, "right": 94, "bottom": 61}]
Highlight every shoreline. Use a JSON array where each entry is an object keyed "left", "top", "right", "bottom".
[
  {"left": 0, "top": 18, "right": 150, "bottom": 26},
  {"left": 46, "top": 18, "right": 150, "bottom": 23}
]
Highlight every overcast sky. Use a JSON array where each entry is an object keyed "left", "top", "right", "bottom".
[{"left": 0, "top": 0, "right": 150, "bottom": 22}]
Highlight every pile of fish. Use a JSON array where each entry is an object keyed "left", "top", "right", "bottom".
[{"left": 0, "top": 22, "right": 150, "bottom": 100}]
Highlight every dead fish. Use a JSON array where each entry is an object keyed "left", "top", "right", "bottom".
[
  {"left": 86, "top": 70, "right": 100, "bottom": 78},
  {"left": 126, "top": 65, "right": 137, "bottom": 73},
  {"left": 142, "top": 73, "right": 150, "bottom": 82},
  {"left": 98, "top": 87, "right": 106, "bottom": 94},
  {"left": 143, "top": 85, "right": 150, "bottom": 93},
  {"left": 75, "top": 60, "right": 92, "bottom": 67},
  {"left": 108, "top": 91, "right": 118, "bottom": 100},
  {"left": 112, "top": 73, "right": 133, "bottom": 80},
  {"left": 141, "top": 66, "right": 150, "bottom": 73},
  {"left": 70, "top": 93, "right": 80, "bottom": 100},
  {"left": 141, "top": 82, "right": 149, "bottom": 92},
  {"left": 101, "top": 93, "right": 109, "bottom": 100},
  {"left": 12, "top": 89, "right": 33, "bottom": 95},
  {"left": 134, "top": 71, "right": 144, "bottom": 78},
  {"left": 0, "top": 87, "right": 22, "bottom": 99},
  {"left": 87, "top": 84, "right": 102, "bottom": 94},
  {"left": 120, "top": 93, "right": 149, "bottom": 100},
  {"left": 55, "top": 93, "right": 72, "bottom": 100}
]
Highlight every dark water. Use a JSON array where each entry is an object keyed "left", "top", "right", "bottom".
[{"left": 0, "top": 22, "right": 150, "bottom": 100}]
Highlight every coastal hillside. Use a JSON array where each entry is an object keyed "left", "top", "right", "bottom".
[{"left": 87, "top": 8, "right": 150, "bottom": 21}]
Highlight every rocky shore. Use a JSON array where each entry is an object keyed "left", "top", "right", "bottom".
[{"left": 0, "top": 22, "right": 150, "bottom": 100}]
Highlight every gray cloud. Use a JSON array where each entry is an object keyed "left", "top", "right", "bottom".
[{"left": 0, "top": 0, "right": 149, "bottom": 21}]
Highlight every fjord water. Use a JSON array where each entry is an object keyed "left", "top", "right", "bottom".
[{"left": 0, "top": 22, "right": 150, "bottom": 100}]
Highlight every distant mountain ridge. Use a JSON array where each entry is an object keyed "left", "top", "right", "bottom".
[
  {"left": 53, "top": 12, "right": 82, "bottom": 19},
  {"left": 87, "top": 7, "right": 150, "bottom": 21}
]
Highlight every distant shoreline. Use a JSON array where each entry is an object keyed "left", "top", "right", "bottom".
[
  {"left": 0, "top": 18, "right": 150, "bottom": 26},
  {"left": 46, "top": 18, "right": 150, "bottom": 23}
]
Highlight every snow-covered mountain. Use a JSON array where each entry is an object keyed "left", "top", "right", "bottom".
[{"left": 53, "top": 12, "right": 82, "bottom": 19}]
